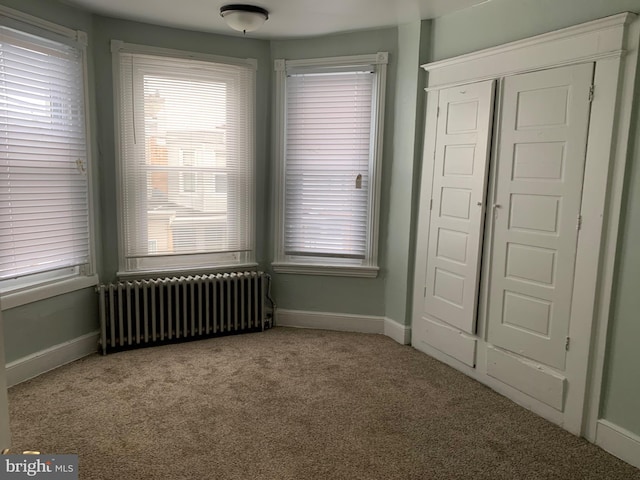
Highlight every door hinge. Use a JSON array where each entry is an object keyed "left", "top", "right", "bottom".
[
  {"left": 565, "top": 337, "right": 570, "bottom": 351},
  {"left": 430, "top": 198, "right": 433, "bottom": 211},
  {"left": 576, "top": 214, "right": 582, "bottom": 231},
  {"left": 424, "top": 285, "right": 427, "bottom": 297},
  {"left": 436, "top": 106, "right": 440, "bottom": 117},
  {"left": 588, "top": 84, "right": 595, "bottom": 102}
]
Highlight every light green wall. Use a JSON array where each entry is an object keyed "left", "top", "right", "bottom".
[
  {"left": 0, "top": 0, "right": 91, "bottom": 30},
  {"left": 3, "top": 289, "right": 98, "bottom": 363},
  {"left": 269, "top": 28, "right": 398, "bottom": 316},
  {"left": 382, "top": 19, "right": 433, "bottom": 327},
  {"left": 601, "top": 57, "right": 640, "bottom": 436},
  {"left": 0, "top": 310, "right": 8, "bottom": 448},
  {"left": 92, "top": 16, "right": 272, "bottom": 281},
  {"left": 384, "top": 21, "right": 422, "bottom": 325},
  {"left": 429, "top": 0, "right": 640, "bottom": 437},
  {"left": 431, "top": 0, "right": 640, "bottom": 61},
  {"left": 0, "top": 0, "right": 100, "bottom": 364}
]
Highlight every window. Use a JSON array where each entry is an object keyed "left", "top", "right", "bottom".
[
  {"left": 0, "top": 23, "right": 93, "bottom": 295},
  {"left": 179, "top": 149, "right": 196, "bottom": 193},
  {"left": 113, "top": 42, "right": 256, "bottom": 275},
  {"left": 272, "top": 53, "right": 388, "bottom": 277}
]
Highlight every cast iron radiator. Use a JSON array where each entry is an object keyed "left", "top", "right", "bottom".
[{"left": 96, "top": 271, "right": 271, "bottom": 354}]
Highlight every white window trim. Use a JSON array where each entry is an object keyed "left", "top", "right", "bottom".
[
  {"left": 270, "top": 263, "right": 379, "bottom": 278},
  {"left": 111, "top": 41, "right": 258, "bottom": 279},
  {"left": 116, "top": 263, "right": 259, "bottom": 282},
  {"left": 272, "top": 52, "right": 388, "bottom": 278},
  {"left": 0, "top": 5, "right": 98, "bottom": 309},
  {"left": 110, "top": 40, "right": 258, "bottom": 69}
]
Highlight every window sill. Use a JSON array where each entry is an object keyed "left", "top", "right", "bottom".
[
  {"left": 271, "top": 262, "right": 379, "bottom": 278},
  {"left": 1, "top": 275, "right": 99, "bottom": 311},
  {"left": 116, "top": 263, "right": 260, "bottom": 281}
]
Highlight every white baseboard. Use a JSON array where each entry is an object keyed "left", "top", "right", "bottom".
[
  {"left": 596, "top": 419, "right": 640, "bottom": 469},
  {"left": 5, "top": 331, "right": 99, "bottom": 387},
  {"left": 384, "top": 317, "right": 411, "bottom": 345},
  {"left": 275, "top": 309, "right": 410, "bottom": 345},
  {"left": 276, "top": 309, "right": 384, "bottom": 334}
]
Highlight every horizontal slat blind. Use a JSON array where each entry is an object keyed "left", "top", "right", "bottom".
[
  {"left": 117, "top": 52, "right": 255, "bottom": 271},
  {"left": 284, "top": 70, "right": 373, "bottom": 259},
  {"left": 0, "top": 27, "right": 89, "bottom": 281}
]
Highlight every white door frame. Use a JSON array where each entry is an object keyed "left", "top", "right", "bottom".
[
  {"left": 413, "top": 12, "right": 639, "bottom": 437},
  {"left": 0, "top": 305, "right": 11, "bottom": 449}
]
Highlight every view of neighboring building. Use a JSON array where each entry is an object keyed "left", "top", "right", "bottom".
[{"left": 144, "top": 88, "right": 230, "bottom": 257}]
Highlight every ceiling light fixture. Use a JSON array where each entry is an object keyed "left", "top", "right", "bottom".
[{"left": 220, "top": 4, "right": 269, "bottom": 34}]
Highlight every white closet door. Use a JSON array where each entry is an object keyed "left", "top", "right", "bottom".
[
  {"left": 487, "top": 63, "right": 593, "bottom": 371},
  {"left": 0, "top": 308, "right": 10, "bottom": 449},
  {"left": 422, "top": 80, "right": 495, "bottom": 335}
]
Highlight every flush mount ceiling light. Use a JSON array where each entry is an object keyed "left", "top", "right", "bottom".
[{"left": 220, "top": 4, "right": 269, "bottom": 34}]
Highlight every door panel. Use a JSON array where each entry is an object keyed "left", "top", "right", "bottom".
[
  {"left": 422, "top": 80, "right": 495, "bottom": 336},
  {"left": 486, "top": 346, "right": 565, "bottom": 411},
  {"left": 417, "top": 317, "right": 477, "bottom": 368},
  {"left": 487, "top": 63, "right": 593, "bottom": 371}
]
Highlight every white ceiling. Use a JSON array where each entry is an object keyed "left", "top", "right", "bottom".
[{"left": 62, "top": 0, "right": 490, "bottom": 39}]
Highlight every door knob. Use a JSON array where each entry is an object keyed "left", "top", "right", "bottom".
[{"left": 492, "top": 203, "right": 502, "bottom": 219}]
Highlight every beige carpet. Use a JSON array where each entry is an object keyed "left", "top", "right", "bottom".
[{"left": 7, "top": 327, "right": 639, "bottom": 479}]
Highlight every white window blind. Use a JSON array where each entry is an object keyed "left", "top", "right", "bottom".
[
  {"left": 0, "top": 26, "right": 90, "bottom": 282},
  {"left": 116, "top": 49, "right": 255, "bottom": 273},
  {"left": 284, "top": 68, "right": 374, "bottom": 260}
]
